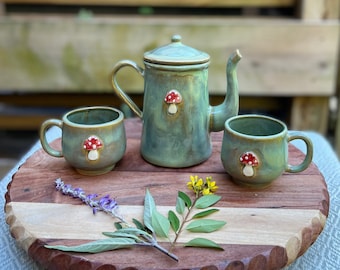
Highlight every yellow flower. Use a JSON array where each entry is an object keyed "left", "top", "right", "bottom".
[
  {"left": 202, "top": 187, "right": 211, "bottom": 195},
  {"left": 187, "top": 175, "right": 218, "bottom": 196},
  {"left": 205, "top": 177, "right": 218, "bottom": 193},
  {"left": 187, "top": 175, "right": 204, "bottom": 195},
  {"left": 186, "top": 175, "right": 195, "bottom": 190}
]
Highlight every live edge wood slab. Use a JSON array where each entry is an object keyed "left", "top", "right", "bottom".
[{"left": 5, "top": 118, "right": 329, "bottom": 270}]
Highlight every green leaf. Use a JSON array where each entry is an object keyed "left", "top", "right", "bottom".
[
  {"left": 178, "top": 191, "right": 192, "bottom": 208},
  {"left": 102, "top": 231, "right": 140, "bottom": 242},
  {"left": 132, "top": 218, "right": 145, "bottom": 230},
  {"left": 186, "top": 219, "right": 226, "bottom": 233},
  {"left": 144, "top": 189, "right": 156, "bottom": 232},
  {"left": 184, "top": 238, "right": 224, "bottom": 250},
  {"left": 114, "top": 222, "right": 123, "bottom": 230},
  {"left": 168, "top": 210, "right": 180, "bottom": 232},
  {"left": 175, "top": 196, "right": 185, "bottom": 214},
  {"left": 152, "top": 210, "right": 170, "bottom": 238},
  {"left": 44, "top": 238, "right": 135, "bottom": 253},
  {"left": 110, "top": 227, "right": 152, "bottom": 238},
  {"left": 195, "top": 195, "right": 221, "bottom": 209},
  {"left": 192, "top": 209, "right": 219, "bottom": 219}
]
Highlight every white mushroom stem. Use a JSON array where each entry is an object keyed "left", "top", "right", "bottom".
[
  {"left": 242, "top": 164, "right": 254, "bottom": 177},
  {"left": 168, "top": 103, "right": 178, "bottom": 114},
  {"left": 88, "top": 149, "right": 99, "bottom": 161}
]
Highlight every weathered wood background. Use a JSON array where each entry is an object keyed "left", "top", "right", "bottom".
[
  {"left": 0, "top": 0, "right": 338, "bottom": 95},
  {"left": 0, "top": 0, "right": 339, "bottom": 155},
  {"left": 0, "top": 16, "right": 338, "bottom": 96}
]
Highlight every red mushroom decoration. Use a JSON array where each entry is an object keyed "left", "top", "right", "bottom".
[
  {"left": 83, "top": 136, "right": 103, "bottom": 161},
  {"left": 164, "top": 90, "right": 182, "bottom": 115},
  {"left": 239, "top": 152, "right": 259, "bottom": 177}
]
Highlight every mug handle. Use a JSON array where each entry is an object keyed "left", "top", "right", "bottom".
[
  {"left": 39, "top": 119, "right": 63, "bottom": 158},
  {"left": 286, "top": 132, "right": 313, "bottom": 173},
  {"left": 110, "top": 60, "right": 144, "bottom": 119}
]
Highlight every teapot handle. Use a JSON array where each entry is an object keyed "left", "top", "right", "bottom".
[{"left": 110, "top": 60, "right": 144, "bottom": 118}]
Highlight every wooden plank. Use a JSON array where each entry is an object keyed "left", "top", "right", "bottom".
[
  {"left": 0, "top": 115, "right": 52, "bottom": 130},
  {"left": 290, "top": 96, "right": 329, "bottom": 134},
  {"left": 0, "top": 3, "right": 4, "bottom": 16},
  {"left": 0, "top": 93, "right": 142, "bottom": 107},
  {"left": 0, "top": 17, "right": 338, "bottom": 96},
  {"left": 336, "top": 108, "right": 340, "bottom": 157},
  {"left": 300, "top": 0, "right": 340, "bottom": 20},
  {"left": 1, "top": 0, "right": 296, "bottom": 7},
  {"left": 0, "top": 95, "right": 291, "bottom": 130},
  {"left": 7, "top": 201, "right": 324, "bottom": 246},
  {"left": 330, "top": 0, "right": 340, "bottom": 157}
]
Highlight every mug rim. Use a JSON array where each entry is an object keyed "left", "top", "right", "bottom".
[
  {"left": 63, "top": 106, "right": 124, "bottom": 128},
  {"left": 225, "top": 114, "right": 287, "bottom": 139}
]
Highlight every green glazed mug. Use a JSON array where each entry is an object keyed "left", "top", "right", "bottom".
[
  {"left": 40, "top": 106, "right": 126, "bottom": 176},
  {"left": 221, "top": 114, "right": 313, "bottom": 188}
]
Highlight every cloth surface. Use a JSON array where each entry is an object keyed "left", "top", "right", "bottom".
[{"left": 1, "top": 128, "right": 339, "bottom": 269}]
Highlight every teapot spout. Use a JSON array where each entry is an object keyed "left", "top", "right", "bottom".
[{"left": 209, "top": 50, "right": 242, "bottom": 132}]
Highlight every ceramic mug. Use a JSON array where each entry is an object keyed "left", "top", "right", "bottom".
[
  {"left": 221, "top": 114, "right": 313, "bottom": 188},
  {"left": 40, "top": 106, "right": 126, "bottom": 176}
]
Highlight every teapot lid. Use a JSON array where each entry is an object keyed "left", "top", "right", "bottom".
[{"left": 144, "top": 35, "right": 210, "bottom": 65}]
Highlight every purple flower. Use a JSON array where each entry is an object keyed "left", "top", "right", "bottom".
[
  {"left": 72, "top": 187, "right": 84, "bottom": 197},
  {"left": 54, "top": 178, "right": 124, "bottom": 223},
  {"left": 99, "top": 195, "right": 110, "bottom": 206}
]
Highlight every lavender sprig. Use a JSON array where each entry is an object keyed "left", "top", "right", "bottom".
[
  {"left": 53, "top": 178, "right": 178, "bottom": 261},
  {"left": 55, "top": 178, "right": 127, "bottom": 224}
]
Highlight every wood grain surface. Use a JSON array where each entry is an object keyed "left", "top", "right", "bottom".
[
  {"left": 0, "top": 17, "right": 338, "bottom": 96},
  {"left": 5, "top": 118, "right": 329, "bottom": 270}
]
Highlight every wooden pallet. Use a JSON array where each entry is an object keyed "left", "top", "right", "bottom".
[{"left": 0, "top": 1, "right": 339, "bottom": 154}]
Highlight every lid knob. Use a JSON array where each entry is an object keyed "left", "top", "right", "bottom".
[{"left": 171, "top": 35, "right": 182, "bottom": 43}]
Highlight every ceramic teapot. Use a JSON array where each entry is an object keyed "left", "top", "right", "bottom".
[{"left": 111, "top": 35, "right": 242, "bottom": 168}]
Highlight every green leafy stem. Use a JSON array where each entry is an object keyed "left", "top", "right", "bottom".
[
  {"left": 45, "top": 177, "right": 226, "bottom": 262},
  {"left": 151, "top": 190, "right": 226, "bottom": 251}
]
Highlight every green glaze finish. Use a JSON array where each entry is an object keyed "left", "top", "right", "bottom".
[
  {"left": 221, "top": 115, "right": 313, "bottom": 188},
  {"left": 141, "top": 63, "right": 210, "bottom": 167},
  {"left": 111, "top": 35, "right": 242, "bottom": 167},
  {"left": 40, "top": 106, "right": 126, "bottom": 176}
]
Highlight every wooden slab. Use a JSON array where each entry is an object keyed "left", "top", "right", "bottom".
[
  {"left": 0, "top": 17, "right": 338, "bottom": 96},
  {"left": 1, "top": 0, "right": 296, "bottom": 7},
  {"left": 5, "top": 118, "right": 329, "bottom": 270}
]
